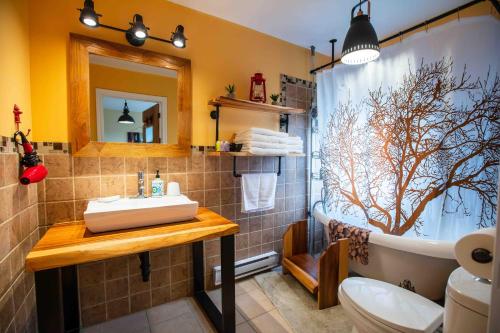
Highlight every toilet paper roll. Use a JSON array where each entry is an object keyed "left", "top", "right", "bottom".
[{"left": 454, "top": 227, "right": 495, "bottom": 280}]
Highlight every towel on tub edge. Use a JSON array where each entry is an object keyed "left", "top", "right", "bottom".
[{"left": 328, "top": 219, "right": 371, "bottom": 265}]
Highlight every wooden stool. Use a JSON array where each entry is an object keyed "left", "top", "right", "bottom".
[{"left": 282, "top": 220, "right": 349, "bottom": 309}]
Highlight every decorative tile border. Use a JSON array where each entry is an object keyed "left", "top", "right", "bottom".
[
  {"left": 0, "top": 135, "right": 70, "bottom": 154},
  {"left": 279, "top": 73, "right": 316, "bottom": 111},
  {"left": 1, "top": 136, "right": 223, "bottom": 155},
  {"left": 279, "top": 74, "right": 316, "bottom": 132}
]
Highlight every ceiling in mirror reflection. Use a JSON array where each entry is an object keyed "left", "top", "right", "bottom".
[
  {"left": 102, "top": 97, "right": 157, "bottom": 113},
  {"left": 89, "top": 54, "right": 177, "bottom": 78}
]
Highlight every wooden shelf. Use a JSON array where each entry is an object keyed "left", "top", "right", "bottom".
[
  {"left": 209, "top": 96, "right": 304, "bottom": 114},
  {"left": 207, "top": 151, "right": 305, "bottom": 157},
  {"left": 283, "top": 254, "right": 319, "bottom": 294}
]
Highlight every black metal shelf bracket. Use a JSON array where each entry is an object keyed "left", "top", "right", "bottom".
[
  {"left": 210, "top": 105, "right": 220, "bottom": 142},
  {"left": 138, "top": 251, "right": 151, "bottom": 282},
  {"left": 279, "top": 113, "right": 290, "bottom": 133},
  {"left": 233, "top": 155, "right": 281, "bottom": 178}
]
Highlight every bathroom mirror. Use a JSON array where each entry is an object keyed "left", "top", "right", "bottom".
[
  {"left": 69, "top": 34, "right": 191, "bottom": 157},
  {"left": 90, "top": 55, "right": 178, "bottom": 144}
]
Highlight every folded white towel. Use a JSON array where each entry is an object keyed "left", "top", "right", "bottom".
[
  {"left": 238, "top": 127, "right": 288, "bottom": 138},
  {"left": 235, "top": 133, "right": 283, "bottom": 144},
  {"left": 241, "top": 173, "right": 277, "bottom": 213},
  {"left": 237, "top": 140, "right": 289, "bottom": 150},
  {"left": 287, "top": 146, "right": 303, "bottom": 154},
  {"left": 241, "top": 147, "right": 288, "bottom": 155},
  {"left": 283, "top": 136, "right": 303, "bottom": 144},
  {"left": 235, "top": 134, "right": 298, "bottom": 145}
]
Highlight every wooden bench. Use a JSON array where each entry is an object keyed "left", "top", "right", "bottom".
[{"left": 282, "top": 220, "right": 349, "bottom": 309}]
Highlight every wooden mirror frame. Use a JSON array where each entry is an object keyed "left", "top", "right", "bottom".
[{"left": 69, "top": 33, "right": 192, "bottom": 157}]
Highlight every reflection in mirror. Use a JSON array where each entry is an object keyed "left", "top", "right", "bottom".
[{"left": 89, "top": 54, "right": 178, "bottom": 144}]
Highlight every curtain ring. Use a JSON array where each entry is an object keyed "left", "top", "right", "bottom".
[
  {"left": 425, "top": 20, "right": 428, "bottom": 33},
  {"left": 399, "top": 31, "right": 403, "bottom": 42},
  {"left": 457, "top": 8, "right": 461, "bottom": 21}
]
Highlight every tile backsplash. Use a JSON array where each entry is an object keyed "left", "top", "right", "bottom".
[
  {"left": 35, "top": 150, "right": 308, "bottom": 326},
  {"left": 0, "top": 151, "right": 39, "bottom": 333},
  {"left": 0, "top": 72, "right": 310, "bottom": 328}
]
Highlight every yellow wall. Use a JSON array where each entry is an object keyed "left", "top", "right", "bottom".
[
  {"left": 25, "top": 0, "right": 496, "bottom": 145},
  {"left": 89, "top": 64, "right": 178, "bottom": 143},
  {"left": 28, "top": 0, "right": 322, "bottom": 145},
  {"left": 0, "top": 0, "right": 32, "bottom": 137}
]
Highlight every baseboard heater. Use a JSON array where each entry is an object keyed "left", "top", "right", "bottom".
[{"left": 213, "top": 251, "right": 279, "bottom": 286}]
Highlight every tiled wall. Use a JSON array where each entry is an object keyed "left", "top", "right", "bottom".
[
  {"left": 280, "top": 74, "right": 324, "bottom": 253},
  {"left": 0, "top": 149, "right": 39, "bottom": 333},
  {"left": 0, "top": 72, "right": 311, "bottom": 329},
  {"left": 35, "top": 149, "right": 308, "bottom": 326}
]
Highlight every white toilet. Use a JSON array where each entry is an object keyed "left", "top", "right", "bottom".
[
  {"left": 443, "top": 267, "right": 490, "bottom": 333},
  {"left": 338, "top": 277, "right": 443, "bottom": 333}
]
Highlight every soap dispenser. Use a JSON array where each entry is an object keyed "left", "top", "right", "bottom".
[{"left": 151, "top": 170, "right": 164, "bottom": 197}]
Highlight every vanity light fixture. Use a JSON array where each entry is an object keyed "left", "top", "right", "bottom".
[
  {"left": 126, "top": 14, "right": 149, "bottom": 46},
  {"left": 117, "top": 101, "right": 135, "bottom": 124},
  {"left": 78, "top": 0, "right": 101, "bottom": 27},
  {"left": 341, "top": 0, "right": 380, "bottom": 65},
  {"left": 171, "top": 25, "right": 187, "bottom": 48},
  {"left": 77, "top": 0, "right": 187, "bottom": 48}
]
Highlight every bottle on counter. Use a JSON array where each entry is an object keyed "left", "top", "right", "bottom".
[{"left": 151, "top": 170, "right": 164, "bottom": 197}]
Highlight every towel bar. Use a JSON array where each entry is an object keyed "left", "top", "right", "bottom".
[{"left": 233, "top": 156, "right": 282, "bottom": 177}]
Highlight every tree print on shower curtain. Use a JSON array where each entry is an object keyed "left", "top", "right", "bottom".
[{"left": 320, "top": 58, "right": 500, "bottom": 236}]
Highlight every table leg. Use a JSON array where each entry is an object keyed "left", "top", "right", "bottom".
[
  {"left": 35, "top": 265, "right": 80, "bottom": 333},
  {"left": 220, "top": 235, "right": 236, "bottom": 332},
  {"left": 192, "top": 235, "right": 236, "bottom": 333}
]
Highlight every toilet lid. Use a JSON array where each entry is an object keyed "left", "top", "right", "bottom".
[
  {"left": 340, "top": 278, "right": 443, "bottom": 333},
  {"left": 446, "top": 267, "right": 490, "bottom": 316}
]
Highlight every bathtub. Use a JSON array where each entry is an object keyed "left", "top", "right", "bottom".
[{"left": 313, "top": 209, "right": 459, "bottom": 300}]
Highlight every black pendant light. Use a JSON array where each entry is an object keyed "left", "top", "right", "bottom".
[
  {"left": 341, "top": 0, "right": 380, "bottom": 65},
  {"left": 117, "top": 101, "right": 135, "bottom": 124},
  {"left": 126, "top": 14, "right": 149, "bottom": 46},
  {"left": 78, "top": 0, "right": 101, "bottom": 27}
]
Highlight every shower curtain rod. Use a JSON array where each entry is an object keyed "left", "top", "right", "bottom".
[{"left": 310, "top": 0, "right": 499, "bottom": 75}]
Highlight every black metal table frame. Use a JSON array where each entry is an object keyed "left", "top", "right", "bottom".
[{"left": 34, "top": 234, "right": 236, "bottom": 333}]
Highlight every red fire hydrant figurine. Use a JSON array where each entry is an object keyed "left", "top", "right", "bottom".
[
  {"left": 249, "top": 73, "right": 267, "bottom": 103},
  {"left": 13, "top": 105, "right": 48, "bottom": 185}
]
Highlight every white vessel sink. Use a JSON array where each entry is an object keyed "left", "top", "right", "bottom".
[{"left": 84, "top": 195, "right": 199, "bottom": 233}]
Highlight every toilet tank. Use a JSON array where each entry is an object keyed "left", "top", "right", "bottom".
[{"left": 443, "top": 267, "right": 490, "bottom": 333}]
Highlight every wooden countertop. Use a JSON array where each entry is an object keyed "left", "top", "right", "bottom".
[{"left": 26, "top": 208, "right": 239, "bottom": 272}]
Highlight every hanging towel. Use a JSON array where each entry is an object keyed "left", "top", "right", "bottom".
[
  {"left": 328, "top": 219, "right": 371, "bottom": 265},
  {"left": 241, "top": 173, "right": 277, "bottom": 213}
]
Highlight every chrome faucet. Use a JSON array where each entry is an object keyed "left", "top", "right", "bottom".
[{"left": 137, "top": 171, "right": 146, "bottom": 198}]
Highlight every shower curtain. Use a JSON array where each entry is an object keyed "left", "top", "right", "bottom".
[{"left": 316, "top": 16, "right": 500, "bottom": 241}]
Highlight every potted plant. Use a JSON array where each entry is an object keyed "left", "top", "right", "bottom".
[
  {"left": 270, "top": 93, "right": 280, "bottom": 105},
  {"left": 225, "top": 84, "right": 236, "bottom": 99}
]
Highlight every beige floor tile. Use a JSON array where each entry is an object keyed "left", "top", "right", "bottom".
[
  {"left": 146, "top": 298, "right": 191, "bottom": 325},
  {"left": 187, "top": 298, "right": 216, "bottom": 332},
  {"left": 237, "top": 322, "right": 257, "bottom": 333},
  {"left": 207, "top": 289, "right": 246, "bottom": 325},
  {"left": 249, "top": 309, "right": 293, "bottom": 333},
  {"left": 150, "top": 312, "right": 208, "bottom": 333},
  {"left": 236, "top": 289, "right": 275, "bottom": 320},
  {"left": 81, "top": 325, "right": 102, "bottom": 333},
  {"left": 99, "top": 311, "right": 149, "bottom": 333},
  {"left": 235, "top": 278, "right": 259, "bottom": 296},
  {"left": 82, "top": 277, "right": 282, "bottom": 333}
]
